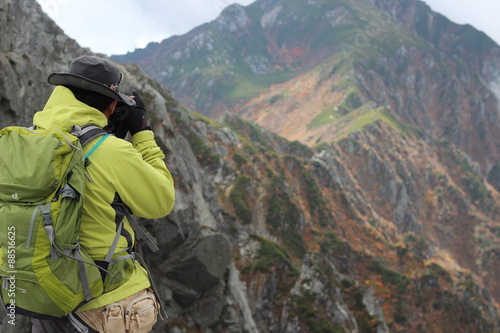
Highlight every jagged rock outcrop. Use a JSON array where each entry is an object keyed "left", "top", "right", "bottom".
[
  {"left": 0, "top": 0, "right": 88, "bottom": 129},
  {"left": 2, "top": 0, "right": 500, "bottom": 332}
]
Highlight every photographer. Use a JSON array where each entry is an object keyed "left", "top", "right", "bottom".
[{"left": 30, "top": 55, "right": 175, "bottom": 333}]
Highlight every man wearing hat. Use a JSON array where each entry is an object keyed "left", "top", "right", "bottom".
[{"left": 30, "top": 55, "right": 175, "bottom": 332}]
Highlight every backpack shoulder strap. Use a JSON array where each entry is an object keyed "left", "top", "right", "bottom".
[
  {"left": 73, "top": 124, "right": 111, "bottom": 147},
  {"left": 73, "top": 125, "right": 111, "bottom": 177}
]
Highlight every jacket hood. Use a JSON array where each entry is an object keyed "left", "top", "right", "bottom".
[{"left": 33, "top": 86, "right": 108, "bottom": 131}]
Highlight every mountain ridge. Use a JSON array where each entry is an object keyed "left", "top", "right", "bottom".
[{"left": 112, "top": 0, "right": 500, "bottom": 179}]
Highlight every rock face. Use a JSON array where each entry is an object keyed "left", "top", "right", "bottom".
[
  {"left": 2, "top": 0, "right": 500, "bottom": 332},
  {"left": 112, "top": 0, "right": 500, "bottom": 179},
  {"left": 0, "top": 0, "right": 88, "bottom": 129}
]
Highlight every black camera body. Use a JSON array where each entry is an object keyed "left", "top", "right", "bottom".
[{"left": 105, "top": 103, "right": 130, "bottom": 138}]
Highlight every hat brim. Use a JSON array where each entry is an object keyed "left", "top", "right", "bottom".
[{"left": 47, "top": 73, "right": 136, "bottom": 106}]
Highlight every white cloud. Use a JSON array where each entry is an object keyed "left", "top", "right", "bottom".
[{"left": 36, "top": 0, "right": 255, "bottom": 55}]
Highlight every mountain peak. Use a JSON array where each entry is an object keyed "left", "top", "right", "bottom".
[
  {"left": 112, "top": 0, "right": 500, "bottom": 176},
  {"left": 217, "top": 3, "right": 249, "bottom": 33}
]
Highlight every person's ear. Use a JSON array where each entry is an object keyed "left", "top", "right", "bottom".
[{"left": 103, "top": 99, "right": 118, "bottom": 119}]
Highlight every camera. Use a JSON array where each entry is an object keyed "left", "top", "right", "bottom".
[{"left": 105, "top": 102, "right": 130, "bottom": 138}]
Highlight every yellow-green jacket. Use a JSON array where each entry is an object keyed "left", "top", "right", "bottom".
[{"left": 32, "top": 86, "right": 175, "bottom": 310}]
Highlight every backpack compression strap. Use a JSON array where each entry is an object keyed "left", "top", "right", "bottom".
[{"left": 124, "top": 210, "right": 160, "bottom": 252}]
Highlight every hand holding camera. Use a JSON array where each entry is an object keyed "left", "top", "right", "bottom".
[
  {"left": 106, "top": 90, "right": 150, "bottom": 138},
  {"left": 125, "top": 90, "right": 149, "bottom": 135}
]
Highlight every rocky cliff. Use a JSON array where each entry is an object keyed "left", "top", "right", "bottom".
[
  {"left": 2, "top": 0, "right": 500, "bottom": 332},
  {"left": 112, "top": 0, "right": 500, "bottom": 182}
]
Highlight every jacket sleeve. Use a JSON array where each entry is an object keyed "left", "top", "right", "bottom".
[{"left": 110, "top": 130, "right": 175, "bottom": 218}]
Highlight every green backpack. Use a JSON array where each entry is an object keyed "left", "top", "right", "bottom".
[{"left": 0, "top": 125, "right": 111, "bottom": 319}]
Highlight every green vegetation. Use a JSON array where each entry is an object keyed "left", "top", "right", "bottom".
[
  {"left": 326, "top": 58, "right": 353, "bottom": 86},
  {"left": 308, "top": 105, "right": 341, "bottom": 129},
  {"left": 369, "top": 261, "right": 409, "bottom": 294},
  {"left": 457, "top": 279, "right": 477, "bottom": 294},
  {"left": 242, "top": 142, "right": 258, "bottom": 156},
  {"left": 443, "top": 145, "right": 491, "bottom": 203},
  {"left": 247, "top": 122, "right": 271, "bottom": 148},
  {"left": 233, "top": 152, "right": 248, "bottom": 168},
  {"left": 248, "top": 235, "right": 294, "bottom": 273},
  {"left": 404, "top": 233, "right": 429, "bottom": 260},
  {"left": 224, "top": 116, "right": 276, "bottom": 152},
  {"left": 292, "top": 291, "right": 344, "bottom": 333},
  {"left": 303, "top": 171, "right": 324, "bottom": 213},
  {"left": 192, "top": 111, "right": 221, "bottom": 128},
  {"left": 321, "top": 106, "right": 421, "bottom": 142},
  {"left": 264, "top": 175, "right": 309, "bottom": 258},
  {"left": 265, "top": 176, "right": 301, "bottom": 230},
  {"left": 345, "top": 108, "right": 394, "bottom": 132},
  {"left": 226, "top": 70, "right": 296, "bottom": 102},
  {"left": 288, "top": 140, "right": 313, "bottom": 158},
  {"left": 187, "top": 133, "right": 220, "bottom": 167},
  {"left": 318, "top": 232, "right": 350, "bottom": 256},
  {"left": 170, "top": 109, "right": 189, "bottom": 128},
  {"left": 298, "top": 164, "right": 332, "bottom": 226},
  {"left": 315, "top": 24, "right": 358, "bottom": 51},
  {"left": 269, "top": 93, "right": 285, "bottom": 105},
  {"left": 343, "top": 91, "right": 363, "bottom": 110},
  {"left": 423, "top": 263, "right": 453, "bottom": 284},
  {"left": 281, "top": 154, "right": 325, "bottom": 216},
  {"left": 308, "top": 91, "right": 362, "bottom": 129},
  {"left": 200, "top": 64, "right": 231, "bottom": 77},
  {"left": 229, "top": 176, "right": 253, "bottom": 224},
  {"left": 340, "top": 277, "right": 379, "bottom": 332},
  {"left": 461, "top": 174, "right": 490, "bottom": 203},
  {"left": 282, "top": 228, "right": 307, "bottom": 259},
  {"left": 315, "top": 142, "right": 332, "bottom": 152},
  {"left": 453, "top": 151, "right": 475, "bottom": 175},
  {"left": 266, "top": 192, "right": 301, "bottom": 229}
]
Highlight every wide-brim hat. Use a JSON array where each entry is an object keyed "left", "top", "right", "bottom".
[{"left": 47, "top": 55, "right": 136, "bottom": 106}]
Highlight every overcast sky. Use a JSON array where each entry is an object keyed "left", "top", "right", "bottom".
[{"left": 35, "top": 0, "right": 500, "bottom": 56}]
